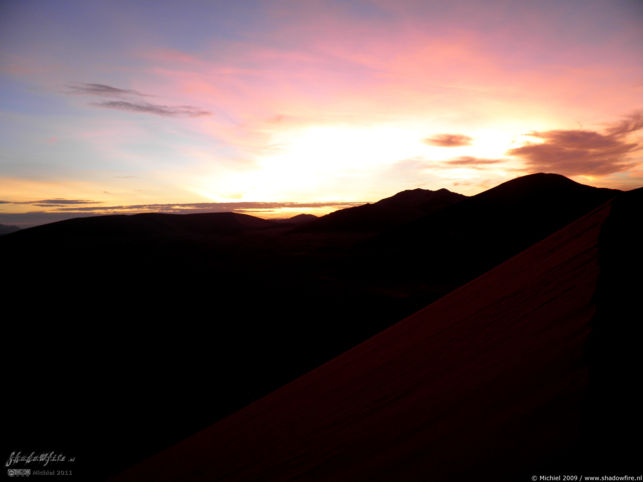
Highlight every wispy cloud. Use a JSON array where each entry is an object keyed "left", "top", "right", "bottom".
[
  {"left": 0, "top": 201, "right": 363, "bottom": 228},
  {"left": 443, "top": 156, "right": 504, "bottom": 167},
  {"left": 605, "top": 110, "right": 643, "bottom": 137},
  {"left": 509, "top": 111, "right": 643, "bottom": 175},
  {"left": 424, "top": 134, "right": 473, "bottom": 147},
  {"left": 67, "top": 82, "right": 210, "bottom": 117},
  {"left": 51, "top": 201, "right": 361, "bottom": 213},
  {"left": 91, "top": 100, "right": 211, "bottom": 117},
  {"left": 67, "top": 82, "right": 146, "bottom": 97},
  {"left": 11, "top": 198, "right": 100, "bottom": 206}
]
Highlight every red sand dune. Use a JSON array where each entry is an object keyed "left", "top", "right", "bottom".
[{"left": 113, "top": 202, "right": 612, "bottom": 482}]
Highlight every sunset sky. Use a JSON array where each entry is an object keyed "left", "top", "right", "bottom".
[{"left": 1, "top": 0, "right": 642, "bottom": 226}]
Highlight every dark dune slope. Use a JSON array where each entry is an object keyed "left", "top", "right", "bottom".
[
  {"left": 582, "top": 187, "right": 643, "bottom": 473},
  {"left": 334, "top": 173, "right": 617, "bottom": 312},
  {"left": 300, "top": 187, "right": 466, "bottom": 233},
  {"left": 5, "top": 211, "right": 275, "bottom": 239},
  {"left": 112, "top": 197, "right": 616, "bottom": 481},
  {"left": 355, "top": 173, "right": 617, "bottom": 289},
  {"left": 0, "top": 223, "right": 20, "bottom": 235}
]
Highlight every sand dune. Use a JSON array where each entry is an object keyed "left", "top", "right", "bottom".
[{"left": 112, "top": 200, "right": 614, "bottom": 481}]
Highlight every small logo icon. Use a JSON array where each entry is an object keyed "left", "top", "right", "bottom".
[{"left": 7, "top": 468, "right": 31, "bottom": 477}]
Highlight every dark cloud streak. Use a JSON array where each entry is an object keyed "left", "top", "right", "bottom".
[
  {"left": 92, "top": 101, "right": 211, "bottom": 117},
  {"left": 444, "top": 156, "right": 504, "bottom": 167},
  {"left": 11, "top": 199, "right": 100, "bottom": 206},
  {"left": 67, "top": 83, "right": 145, "bottom": 97},
  {"left": 424, "top": 134, "right": 473, "bottom": 147},
  {"left": 52, "top": 201, "right": 362, "bottom": 213},
  {"left": 67, "top": 81, "right": 211, "bottom": 118}
]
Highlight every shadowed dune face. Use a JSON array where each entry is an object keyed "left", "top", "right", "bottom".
[
  {"left": 4, "top": 211, "right": 276, "bottom": 239},
  {"left": 0, "top": 223, "right": 20, "bottom": 235},
  {"left": 582, "top": 187, "right": 643, "bottom": 473},
  {"left": 345, "top": 172, "right": 617, "bottom": 307},
  {"left": 112, "top": 201, "right": 613, "bottom": 481}
]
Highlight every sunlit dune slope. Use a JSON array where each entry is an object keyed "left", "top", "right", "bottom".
[{"left": 112, "top": 195, "right": 614, "bottom": 481}]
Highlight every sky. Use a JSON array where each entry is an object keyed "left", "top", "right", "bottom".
[{"left": 1, "top": 0, "right": 642, "bottom": 226}]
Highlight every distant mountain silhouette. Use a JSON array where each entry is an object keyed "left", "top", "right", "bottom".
[
  {"left": 274, "top": 213, "right": 318, "bottom": 224},
  {"left": 0, "top": 223, "right": 19, "bottom": 235},
  {"left": 1, "top": 173, "right": 628, "bottom": 481},
  {"left": 352, "top": 173, "right": 618, "bottom": 295},
  {"left": 300, "top": 187, "right": 465, "bottom": 233},
  {"left": 7, "top": 211, "right": 274, "bottom": 239},
  {"left": 111, "top": 185, "right": 641, "bottom": 482}
]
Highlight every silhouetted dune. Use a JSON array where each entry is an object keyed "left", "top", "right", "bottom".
[
  {"left": 111, "top": 188, "right": 639, "bottom": 481},
  {"left": 274, "top": 213, "right": 318, "bottom": 224},
  {"left": 2, "top": 174, "right": 631, "bottom": 481},
  {"left": 0, "top": 223, "right": 20, "bottom": 235},
  {"left": 351, "top": 173, "right": 618, "bottom": 294},
  {"left": 581, "top": 186, "right": 643, "bottom": 473},
  {"left": 5, "top": 211, "right": 275, "bottom": 239},
  {"left": 300, "top": 187, "right": 465, "bottom": 233}
]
